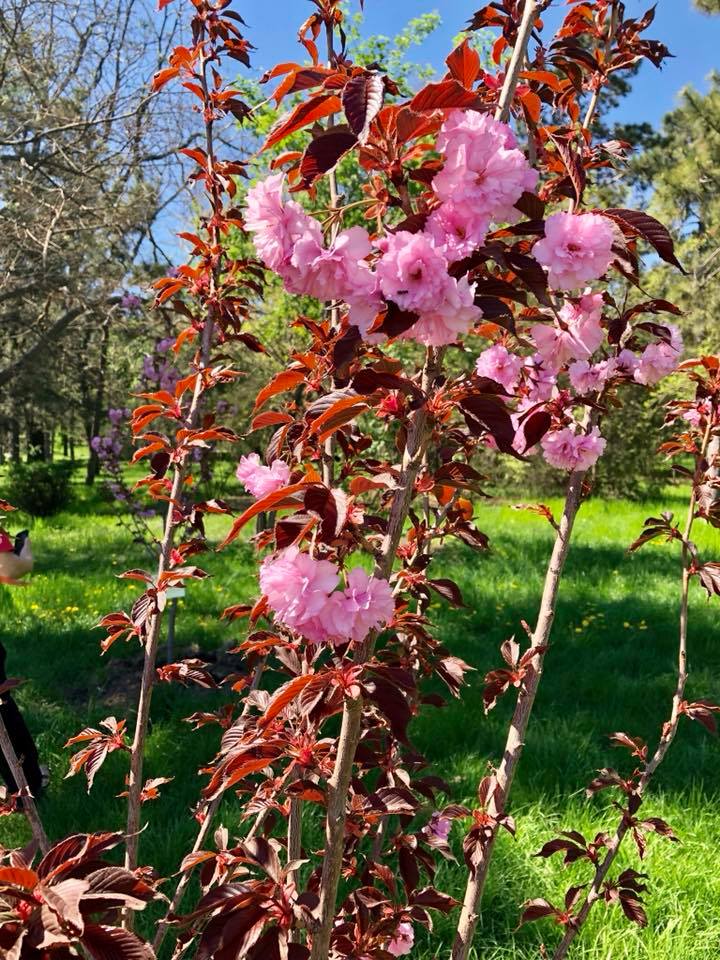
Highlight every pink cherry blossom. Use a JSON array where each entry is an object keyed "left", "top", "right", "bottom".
[
  {"left": 524, "top": 355, "right": 558, "bottom": 402},
  {"left": 375, "top": 231, "right": 454, "bottom": 314},
  {"left": 533, "top": 212, "right": 614, "bottom": 290},
  {"left": 259, "top": 546, "right": 339, "bottom": 643},
  {"left": 426, "top": 202, "right": 489, "bottom": 262},
  {"left": 433, "top": 110, "right": 538, "bottom": 222},
  {"left": 475, "top": 343, "right": 524, "bottom": 392},
  {"left": 568, "top": 357, "right": 617, "bottom": 394},
  {"left": 338, "top": 567, "right": 395, "bottom": 643},
  {"left": 245, "top": 174, "right": 323, "bottom": 278},
  {"left": 530, "top": 292, "right": 604, "bottom": 368},
  {"left": 347, "top": 296, "right": 384, "bottom": 338},
  {"left": 236, "top": 453, "right": 291, "bottom": 499},
  {"left": 305, "top": 226, "right": 377, "bottom": 303},
  {"left": 541, "top": 425, "right": 607, "bottom": 471},
  {"left": 247, "top": 176, "right": 384, "bottom": 326},
  {"left": 616, "top": 348, "right": 640, "bottom": 376},
  {"left": 260, "top": 551, "right": 394, "bottom": 646},
  {"left": 401, "top": 274, "right": 482, "bottom": 347},
  {"left": 318, "top": 568, "right": 394, "bottom": 643},
  {"left": 284, "top": 229, "right": 327, "bottom": 295},
  {"left": 387, "top": 922, "right": 415, "bottom": 957},
  {"left": 634, "top": 326, "right": 683, "bottom": 385}
]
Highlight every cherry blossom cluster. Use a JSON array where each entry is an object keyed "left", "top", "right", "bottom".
[
  {"left": 236, "top": 452, "right": 291, "bottom": 498},
  {"left": 236, "top": 453, "right": 394, "bottom": 644},
  {"left": 245, "top": 111, "right": 541, "bottom": 346},
  {"left": 236, "top": 453, "right": 395, "bottom": 644},
  {"left": 244, "top": 109, "right": 684, "bottom": 483},
  {"left": 475, "top": 295, "right": 683, "bottom": 470},
  {"left": 259, "top": 545, "right": 395, "bottom": 645}
]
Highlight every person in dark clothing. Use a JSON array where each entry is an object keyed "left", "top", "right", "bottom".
[{"left": 0, "top": 640, "right": 43, "bottom": 797}]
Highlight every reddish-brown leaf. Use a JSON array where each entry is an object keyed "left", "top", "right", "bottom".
[
  {"left": 151, "top": 66, "right": 179, "bottom": 92},
  {"left": 601, "top": 208, "right": 684, "bottom": 272},
  {"left": 309, "top": 394, "right": 369, "bottom": 441},
  {"left": 263, "top": 94, "right": 342, "bottom": 151},
  {"left": 445, "top": 39, "right": 481, "bottom": 89},
  {"left": 260, "top": 674, "right": 320, "bottom": 726},
  {"left": 299, "top": 129, "right": 357, "bottom": 186},
  {"left": 249, "top": 410, "right": 294, "bottom": 432},
  {"left": 410, "top": 79, "right": 482, "bottom": 112},
  {"left": 342, "top": 71, "right": 384, "bottom": 144},
  {"left": 219, "top": 482, "right": 309, "bottom": 549},
  {"left": 254, "top": 369, "right": 306, "bottom": 412}
]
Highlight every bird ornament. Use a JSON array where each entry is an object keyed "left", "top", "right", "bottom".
[{"left": 0, "top": 529, "right": 33, "bottom": 585}]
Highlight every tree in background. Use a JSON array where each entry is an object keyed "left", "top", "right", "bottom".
[
  {"left": 694, "top": 0, "right": 720, "bottom": 13},
  {"left": 633, "top": 76, "right": 720, "bottom": 352},
  {"left": 0, "top": 0, "right": 188, "bottom": 474}
]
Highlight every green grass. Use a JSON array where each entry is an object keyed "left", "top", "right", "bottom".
[{"left": 1, "top": 476, "right": 719, "bottom": 958}]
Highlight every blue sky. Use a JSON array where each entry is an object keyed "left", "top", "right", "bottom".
[{"left": 245, "top": 0, "right": 720, "bottom": 129}]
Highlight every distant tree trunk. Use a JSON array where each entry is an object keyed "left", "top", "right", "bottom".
[
  {"left": 85, "top": 314, "right": 111, "bottom": 485},
  {"left": 10, "top": 419, "right": 20, "bottom": 464},
  {"left": 61, "top": 433, "right": 69, "bottom": 458},
  {"left": 199, "top": 446, "right": 212, "bottom": 486}
]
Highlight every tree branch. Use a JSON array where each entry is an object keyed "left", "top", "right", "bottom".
[{"left": 0, "top": 304, "right": 91, "bottom": 385}]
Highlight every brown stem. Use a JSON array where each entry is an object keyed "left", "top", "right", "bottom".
[
  {"left": 125, "top": 46, "right": 221, "bottom": 894},
  {"left": 551, "top": 421, "right": 712, "bottom": 960},
  {"left": 322, "top": 17, "right": 340, "bottom": 491},
  {"left": 310, "top": 349, "right": 442, "bottom": 960},
  {"left": 449, "top": 10, "right": 577, "bottom": 949},
  {"left": 152, "top": 806, "right": 214, "bottom": 951},
  {"left": 0, "top": 712, "right": 49, "bottom": 854},
  {"left": 451, "top": 464, "right": 587, "bottom": 960},
  {"left": 494, "top": 0, "right": 539, "bottom": 124},
  {"left": 581, "top": 3, "right": 619, "bottom": 132},
  {"left": 124, "top": 319, "right": 215, "bottom": 883}
]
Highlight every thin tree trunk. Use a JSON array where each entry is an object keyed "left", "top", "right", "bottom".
[
  {"left": 707, "top": 435, "right": 720, "bottom": 503},
  {"left": 124, "top": 40, "right": 223, "bottom": 926},
  {"left": 310, "top": 349, "right": 442, "bottom": 960},
  {"left": 494, "top": 0, "right": 540, "bottom": 124},
  {"left": 123, "top": 319, "right": 214, "bottom": 883},
  {"left": 451, "top": 467, "right": 586, "bottom": 960},
  {"left": 551, "top": 420, "right": 711, "bottom": 960}
]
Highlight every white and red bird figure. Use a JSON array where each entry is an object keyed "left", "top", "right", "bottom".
[{"left": 0, "top": 530, "right": 33, "bottom": 585}]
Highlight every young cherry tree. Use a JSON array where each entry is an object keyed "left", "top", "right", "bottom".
[
  {"left": 521, "top": 354, "right": 720, "bottom": 957},
  {"left": 3, "top": 2, "right": 715, "bottom": 960}
]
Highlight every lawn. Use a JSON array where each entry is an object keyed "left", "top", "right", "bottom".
[{"left": 1, "top": 475, "right": 719, "bottom": 959}]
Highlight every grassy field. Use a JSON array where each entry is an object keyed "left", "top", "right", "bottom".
[{"left": 1, "top": 474, "right": 719, "bottom": 958}]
